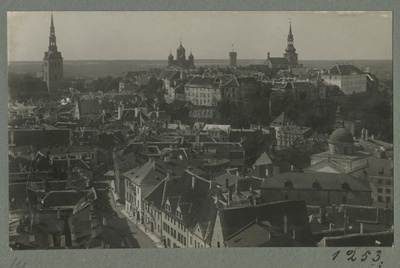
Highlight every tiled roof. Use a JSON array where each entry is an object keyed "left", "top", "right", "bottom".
[
  {"left": 328, "top": 65, "right": 365, "bottom": 76},
  {"left": 144, "top": 171, "right": 220, "bottom": 235},
  {"left": 186, "top": 76, "right": 221, "bottom": 88},
  {"left": 224, "top": 221, "right": 272, "bottom": 247},
  {"left": 42, "top": 190, "right": 89, "bottom": 209},
  {"left": 270, "top": 112, "right": 296, "bottom": 127},
  {"left": 253, "top": 152, "right": 273, "bottom": 167},
  {"left": 261, "top": 172, "right": 371, "bottom": 192},
  {"left": 219, "top": 200, "right": 311, "bottom": 242},
  {"left": 268, "top": 57, "right": 289, "bottom": 65},
  {"left": 319, "top": 231, "right": 393, "bottom": 247}
]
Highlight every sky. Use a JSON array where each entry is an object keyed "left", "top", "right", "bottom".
[{"left": 7, "top": 11, "right": 392, "bottom": 61}]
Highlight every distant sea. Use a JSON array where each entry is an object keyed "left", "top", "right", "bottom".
[{"left": 8, "top": 59, "right": 392, "bottom": 81}]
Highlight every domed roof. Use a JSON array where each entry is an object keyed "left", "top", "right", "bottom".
[
  {"left": 168, "top": 53, "right": 173, "bottom": 59},
  {"left": 177, "top": 43, "right": 185, "bottom": 52},
  {"left": 329, "top": 128, "right": 354, "bottom": 144}
]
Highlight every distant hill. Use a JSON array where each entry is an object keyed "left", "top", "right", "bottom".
[{"left": 8, "top": 59, "right": 392, "bottom": 80}]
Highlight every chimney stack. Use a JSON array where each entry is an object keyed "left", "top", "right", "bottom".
[
  {"left": 191, "top": 176, "right": 196, "bottom": 189},
  {"left": 103, "top": 216, "right": 107, "bottom": 226},
  {"left": 283, "top": 214, "right": 288, "bottom": 234},
  {"left": 225, "top": 178, "right": 229, "bottom": 192}
]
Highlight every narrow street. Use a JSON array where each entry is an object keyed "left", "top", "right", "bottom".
[{"left": 93, "top": 172, "right": 157, "bottom": 248}]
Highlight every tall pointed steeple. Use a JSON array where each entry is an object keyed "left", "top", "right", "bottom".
[
  {"left": 283, "top": 20, "right": 298, "bottom": 67},
  {"left": 48, "top": 12, "right": 58, "bottom": 52},
  {"left": 43, "top": 12, "right": 63, "bottom": 96},
  {"left": 286, "top": 21, "right": 295, "bottom": 50}
]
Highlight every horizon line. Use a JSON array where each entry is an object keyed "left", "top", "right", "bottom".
[{"left": 8, "top": 58, "right": 393, "bottom": 62}]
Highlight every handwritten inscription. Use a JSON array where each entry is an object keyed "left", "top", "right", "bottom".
[{"left": 332, "top": 250, "right": 383, "bottom": 267}]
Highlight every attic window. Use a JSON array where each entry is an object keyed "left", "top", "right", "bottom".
[
  {"left": 165, "top": 203, "right": 171, "bottom": 212},
  {"left": 176, "top": 211, "right": 182, "bottom": 219},
  {"left": 284, "top": 180, "right": 293, "bottom": 189}
]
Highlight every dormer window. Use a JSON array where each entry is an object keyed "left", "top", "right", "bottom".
[
  {"left": 284, "top": 179, "right": 293, "bottom": 189},
  {"left": 176, "top": 211, "right": 182, "bottom": 219},
  {"left": 165, "top": 199, "right": 171, "bottom": 212}
]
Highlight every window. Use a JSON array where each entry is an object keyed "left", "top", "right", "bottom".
[
  {"left": 378, "top": 179, "right": 383, "bottom": 185},
  {"left": 284, "top": 195, "right": 289, "bottom": 200},
  {"left": 165, "top": 204, "right": 171, "bottom": 212},
  {"left": 342, "top": 196, "right": 347, "bottom": 204},
  {"left": 386, "top": 181, "right": 391, "bottom": 186},
  {"left": 378, "top": 196, "right": 383, "bottom": 202},
  {"left": 217, "top": 242, "right": 221, "bottom": 248},
  {"left": 386, "top": 196, "right": 391, "bottom": 203},
  {"left": 378, "top": 188, "right": 383, "bottom": 193},
  {"left": 386, "top": 189, "right": 391, "bottom": 194}
]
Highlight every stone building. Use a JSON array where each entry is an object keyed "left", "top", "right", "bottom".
[
  {"left": 43, "top": 14, "right": 63, "bottom": 96},
  {"left": 167, "top": 40, "right": 195, "bottom": 69}
]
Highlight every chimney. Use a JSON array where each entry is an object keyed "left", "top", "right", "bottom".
[
  {"left": 191, "top": 176, "right": 196, "bottom": 189},
  {"left": 135, "top": 108, "right": 139, "bottom": 118},
  {"left": 360, "top": 222, "right": 364, "bottom": 234},
  {"left": 283, "top": 214, "right": 288, "bottom": 234},
  {"left": 365, "top": 129, "right": 369, "bottom": 140},
  {"left": 228, "top": 188, "right": 232, "bottom": 207},
  {"left": 235, "top": 179, "right": 239, "bottom": 194},
  {"left": 290, "top": 165, "right": 294, "bottom": 172},
  {"left": 103, "top": 216, "right": 107, "bottom": 226},
  {"left": 292, "top": 229, "right": 296, "bottom": 240},
  {"left": 61, "top": 234, "right": 66, "bottom": 247},
  {"left": 319, "top": 206, "right": 326, "bottom": 225},
  {"left": 57, "top": 209, "right": 61, "bottom": 220},
  {"left": 225, "top": 178, "right": 229, "bottom": 192},
  {"left": 166, "top": 170, "right": 172, "bottom": 180},
  {"left": 118, "top": 103, "right": 124, "bottom": 120}
]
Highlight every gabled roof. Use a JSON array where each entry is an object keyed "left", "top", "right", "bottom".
[
  {"left": 261, "top": 172, "right": 371, "bottom": 192},
  {"left": 253, "top": 152, "right": 273, "bottom": 167},
  {"left": 186, "top": 76, "right": 221, "bottom": 88},
  {"left": 328, "top": 64, "right": 365, "bottom": 76},
  {"left": 219, "top": 200, "right": 311, "bottom": 242},
  {"left": 319, "top": 231, "right": 393, "bottom": 247},
  {"left": 224, "top": 221, "right": 272, "bottom": 247},
  {"left": 270, "top": 112, "right": 296, "bottom": 128},
  {"left": 144, "top": 170, "right": 221, "bottom": 237}
]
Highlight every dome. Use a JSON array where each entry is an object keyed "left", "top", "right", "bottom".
[
  {"left": 188, "top": 52, "right": 194, "bottom": 59},
  {"left": 177, "top": 44, "right": 185, "bottom": 52},
  {"left": 168, "top": 53, "right": 173, "bottom": 60},
  {"left": 328, "top": 128, "right": 354, "bottom": 144}
]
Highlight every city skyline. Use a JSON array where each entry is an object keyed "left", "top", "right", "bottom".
[{"left": 8, "top": 11, "right": 392, "bottom": 62}]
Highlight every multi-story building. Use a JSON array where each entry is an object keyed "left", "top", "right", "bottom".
[
  {"left": 321, "top": 64, "right": 367, "bottom": 95},
  {"left": 352, "top": 158, "right": 393, "bottom": 208},
  {"left": 143, "top": 169, "right": 221, "bottom": 248},
  {"left": 276, "top": 125, "right": 312, "bottom": 149},
  {"left": 222, "top": 76, "right": 260, "bottom": 101},
  {"left": 261, "top": 172, "right": 372, "bottom": 207},
  {"left": 184, "top": 76, "right": 223, "bottom": 107}
]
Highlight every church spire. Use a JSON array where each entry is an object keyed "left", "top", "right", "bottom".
[{"left": 48, "top": 12, "right": 57, "bottom": 52}]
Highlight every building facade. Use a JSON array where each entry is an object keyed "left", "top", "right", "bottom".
[{"left": 321, "top": 65, "right": 367, "bottom": 95}]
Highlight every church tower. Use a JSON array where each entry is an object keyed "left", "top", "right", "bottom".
[
  {"left": 283, "top": 22, "right": 298, "bottom": 67},
  {"left": 229, "top": 44, "right": 237, "bottom": 68},
  {"left": 43, "top": 13, "right": 63, "bottom": 96}
]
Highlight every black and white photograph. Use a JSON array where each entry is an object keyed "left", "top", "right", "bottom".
[{"left": 7, "top": 11, "right": 393, "bottom": 251}]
